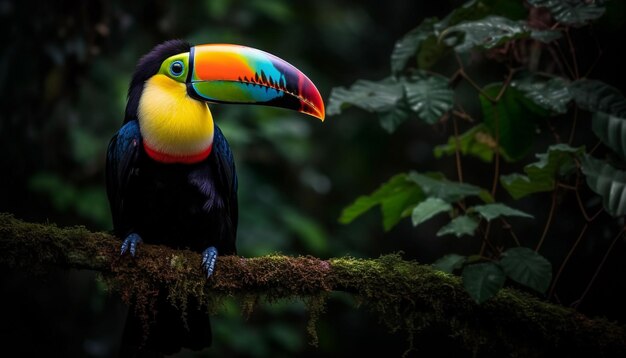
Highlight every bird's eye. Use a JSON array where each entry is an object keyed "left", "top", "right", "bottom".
[{"left": 169, "top": 61, "right": 184, "bottom": 77}]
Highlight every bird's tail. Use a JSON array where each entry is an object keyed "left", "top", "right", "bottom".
[{"left": 119, "top": 292, "right": 212, "bottom": 357}]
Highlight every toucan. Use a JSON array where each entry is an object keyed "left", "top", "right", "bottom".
[{"left": 106, "top": 39, "right": 324, "bottom": 355}]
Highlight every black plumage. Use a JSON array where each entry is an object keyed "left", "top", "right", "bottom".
[
  {"left": 106, "top": 40, "right": 238, "bottom": 355},
  {"left": 106, "top": 121, "right": 237, "bottom": 254}
]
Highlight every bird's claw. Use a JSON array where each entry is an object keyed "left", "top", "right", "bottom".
[
  {"left": 202, "top": 246, "right": 218, "bottom": 278},
  {"left": 120, "top": 233, "right": 143, "bottom": 257}
]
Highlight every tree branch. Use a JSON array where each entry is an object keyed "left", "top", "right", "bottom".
[{"left": 1, "top": 213, "right": 625, "bottom": 356}]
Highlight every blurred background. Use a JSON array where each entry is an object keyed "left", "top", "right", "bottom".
[{"left": 1, "top": 0, "right": 625, "bottom": 357}]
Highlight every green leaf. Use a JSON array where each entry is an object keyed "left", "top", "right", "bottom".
[
  {"left": 433, "top": 124, "right": 500, "bottom": 163},
  {"left": 478, "top": 190, "right": 496, "bottom": 204},
  {"left": 436, "top": 0, "right": 488, "bottom": 30},
  {"left": 480, "top": 84, "right": 545, "bottom": 161},
  {"left": 570, "top": 79, "right": 626, "bottom": 116},
  {"left": 462, "top": 262, "right": 506, "bottom": 304},
  {"left": 339, "top": 173, "right": 424, "bottom": 231},
  {"left": 527, "top": 0, "right": 606, "bottom": 26},
  {"left": 416, "top": 34, "right": 449, "bottom": 70},
  {"left": 378, "top": 99, "right": 412, "bottom": 133},
  {"left": 407, "top": 172, "right": 483, "bottom": 203},
  {"left": 581, "top": 155, "right": 626, "bottom": 217},
  {"left": 403, "top": 72, "right": 453, "bottom": 124},
  {"left": 339, "top": 174, "right": 408, "bottom": 224},
  {"left": 511, "top": 76, "right": 572, "bottom": 114},
  {"left": 411, "top": 197, "right": 452, "bottom": 227},
  {"left": 381, "top": 186, "right": 424, "bottom": 231},
  {"left": 327, "top": 77, "right": 404, "bottom": 116},
  {"left": 437, "top": 215, "right": 480, "bottom": 238},
  {"left": 501, "top": 144, "right": 584, "bottom": 199},
  {"left": 433, "top": 254, "right": 466, "bottom": 274},
  {"left": 592, "top": 112, "right": 626, "bottom": 159},
  {"left": 436, "top": 0, "right": 527, "bottom": 30},
  {"left": 472, "top": 203, "right": 534, "bottom": 221},
  {"left": 467, "top": 255, "right": 484, "bottom": 264},
  {"left": 500, "top": 247, "right": 552, "bottom": 294},
  {"left": 441, "top": 16, "right": 531, "bottom": 53},
  {"left": 391, "top": 18, "right": 438, "bottom": 74},
  {"left": 529, "top": 29, "right": 563, "bottom": 43}
]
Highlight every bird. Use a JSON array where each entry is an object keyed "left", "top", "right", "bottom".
[{"left": 106, "top": 39, "right": 324, "bottom": 355}]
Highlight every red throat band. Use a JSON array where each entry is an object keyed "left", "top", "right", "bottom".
[{"left": 143, "top": 140, "right": 212, "bottom": 164}]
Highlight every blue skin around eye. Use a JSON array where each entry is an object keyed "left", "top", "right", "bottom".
[{"left": 170, "top": 61, "right": 184, "bottom": 76}]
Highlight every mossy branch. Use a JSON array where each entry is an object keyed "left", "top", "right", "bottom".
[{"left": 1, "top": 213, "right": 625, "bottom": 356}]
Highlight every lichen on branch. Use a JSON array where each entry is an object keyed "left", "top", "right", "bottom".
[{"left": 1, "top": 213, "right": 625, "bottom": 356}]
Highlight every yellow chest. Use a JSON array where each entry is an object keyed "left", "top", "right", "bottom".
[{"left": 138, "top": 74, "right": 214, "bottom": 162}]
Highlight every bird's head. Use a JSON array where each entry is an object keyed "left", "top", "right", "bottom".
[{"left": 125, "top": 39, "right": 324, "bottom": 164}]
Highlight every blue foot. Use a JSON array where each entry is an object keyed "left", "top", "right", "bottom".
[
  {"left": 120, "top": 233, "right": 143, "bottom": 257},
  {"left": 202, "top": 246, "right": 218, "bottom": 278}
]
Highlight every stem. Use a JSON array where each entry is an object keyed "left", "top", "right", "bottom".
[
  {"left": 546, "top": 119, "right": 562, "bottom": 143},
  {"left": 574, "top": 173, "right": 604, "bottom": 222},
  {"left": 452, "top": 110, "right": 475, "bottom": 123},
  {"left": 589, "top": 140, "right": 602, "bottom": 155},
  {"left": 453, "top": 53, "right": 497, "bottom": 101},
  {"left": 535, "top": 188, "right": 558, "bottom": 252},
  {"left": 565, "top": 28, "right": 580, "bottom": 79},
  {"left": 492, "top": 147, "right": 500, "bottom": 198},
  {"left": 495, "top": 68, "right": 516, "bottom": 102},
  {"left": 480, "top": 98, "right": 503, "bottom": 258},
  {"left": 500, "top": 218, "right": 521, "bottom": 246},
  {"left": 491, "top": 102, "right": 500, "bottom": 198},
  {"left": 546, "top": 45, "right": 569, "bottom": 78},
  {"left": 462, "top": 70, "right": 492, "bottom": 100},
  {"left": 572, "top": 227, "right": 625, "bottom": 309},
  {"left": 557, "top": 183, "right": 578, "bottom": 191},
  {"left": 584, "top": 29, "right": 603, "bottom": 78},
  {"left": 554, "top": 41, "right": 577, "bottom": 79},
  {"left": 549, "top": 223, "right": 588, "bottom": 298},
  {"left": 452, "top": 116, "right": 464, "bottom": 184},
  {"left": 479, "top": 237, "right": 488, "bottom": 257},
  {"left": 479, "top": 221, "right": 500, "bottom": 257},
  {"left": 474, "top": 216, "right": 498, "bottom": 257},
  {"left": 478, "top": 221, "right": 490, "bottom": 256},
  {"left": 568, "top": 106, "right": 579, "bottom": 145}
]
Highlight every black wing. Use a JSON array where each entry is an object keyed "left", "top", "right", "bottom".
[
  {"left": 212, "top": 124, "right": 238, "bottom": 254},
  {"left": 106, "top": 120, "right": 142, "bottom": 237}
]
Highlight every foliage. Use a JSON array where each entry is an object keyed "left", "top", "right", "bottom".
[
  {"left": 461, "top": 262, "right": 505, "bottom": 304},
  {"left": 500, "top": 144, "right": 584, "bottom": 199},
  {"left": 327, "top": 72, "right": 453, "bottom": 132},
  {"left": 331, "top": 0, "right": 625, "bottom": 304},
  {"left": 3, "top": 0, "right": 626, "bottom": 355},
  {"left": 581, "top": 155, "right": 626, "bottom": 216}
]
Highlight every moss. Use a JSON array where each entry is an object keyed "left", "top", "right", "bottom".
[
  {"left": 240, "top": 293, "right": 259, "bottom": 318},
  {"left": 304, "top": 294, "right": 327, "bottom": 347},
  {"left": 2, "top": 213, "right": 626, "bottom": 356}
]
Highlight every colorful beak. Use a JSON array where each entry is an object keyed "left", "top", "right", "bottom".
[{"left": 186, "top": 44, "right": 325, "bottom": 121}]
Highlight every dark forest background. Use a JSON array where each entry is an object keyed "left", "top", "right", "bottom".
[{"left": 1, "top": 0, "right": 626, "bottom": 356}]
